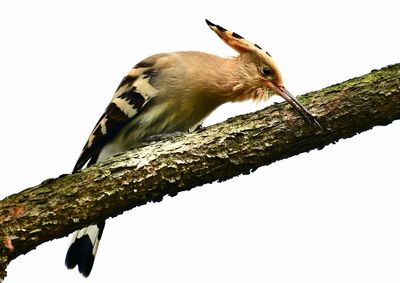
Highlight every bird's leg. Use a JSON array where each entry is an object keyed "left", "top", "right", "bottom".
[
  {"left": 144, "top": 123, "right": 204, "bottom": 142},
  {"left": 192, "top": 124, "right": 204, "bottom": 131},
  {"left": 143, "top": 131, "right": 186, "bottom": 142}
]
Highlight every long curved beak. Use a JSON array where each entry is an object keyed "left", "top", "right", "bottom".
[{"left": 274, "top": 85, "right": 322, "bottom": 129}]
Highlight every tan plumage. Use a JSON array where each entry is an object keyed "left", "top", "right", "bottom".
[{"left": 66, "top": 19, "right": 320, "bottom": 277}]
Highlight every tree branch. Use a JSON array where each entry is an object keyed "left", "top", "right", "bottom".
[{"left": 1, "top": 63, "right": 399, "bottom": 280}]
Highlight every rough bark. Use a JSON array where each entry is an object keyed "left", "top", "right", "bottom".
[{"left": 1, "top": 63, "right": 399, "bottom": 280}]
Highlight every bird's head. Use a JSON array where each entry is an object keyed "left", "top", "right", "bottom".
[{"left": 205, "top": 19, "right": 321, "bottom": 128}]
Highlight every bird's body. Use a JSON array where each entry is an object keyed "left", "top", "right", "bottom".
[
  {"left": 66, "top": 20, "right": 320, "bottom": 277},
  {"left": 98, "top": 51, "right": 237, "bottom": 161}
]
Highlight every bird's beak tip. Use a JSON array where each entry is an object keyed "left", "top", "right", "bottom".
[{"left": 273, "top": 85, "right": 323, "bottom": 130}]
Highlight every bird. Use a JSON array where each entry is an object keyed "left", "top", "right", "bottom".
[{"left": 65, "top": 19, "right": 321, "bottom": 277}]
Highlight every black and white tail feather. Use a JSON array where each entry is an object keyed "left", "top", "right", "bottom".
[{"left": 65, "top": 222, "right": 105, "bottom": 277}]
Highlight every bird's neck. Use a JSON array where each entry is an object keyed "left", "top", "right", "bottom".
[
  {"left": 180, "top": 52, "right": 256, "bottom": 105},
  {"left": 209, "top": 55, "right": 258, "bottom": 102},
  {"left": 199, "top": 55, "right": 242, "bottom": 96}
]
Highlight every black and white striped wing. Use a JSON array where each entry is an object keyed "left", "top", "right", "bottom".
[{"left": 73, "top": 61, "right": 159, "bottom": 172}]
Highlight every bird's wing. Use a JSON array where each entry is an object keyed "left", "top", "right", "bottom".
[{"left": 73, "top": 54, "right": 165, "bottom": 172}]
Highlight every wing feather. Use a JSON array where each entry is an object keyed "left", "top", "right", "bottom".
[{"left": 73, "top": 60, "right": 159, "bottom": 171}]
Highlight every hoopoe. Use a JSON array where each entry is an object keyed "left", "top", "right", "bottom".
[{"left": 65, "top": 19, "right": 320, "bottom": 277}]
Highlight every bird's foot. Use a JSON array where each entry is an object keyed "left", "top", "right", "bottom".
[{"left": 144, "top": 131, "right": 185, "bottom": 142}]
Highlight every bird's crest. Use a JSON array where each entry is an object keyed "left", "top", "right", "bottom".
[{"left": 205, "top": 19, "right": 272, "bottom": 57}]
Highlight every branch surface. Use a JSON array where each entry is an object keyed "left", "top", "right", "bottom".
[{"left": 1, "top": 63, "right": 400, "bottom": 280}]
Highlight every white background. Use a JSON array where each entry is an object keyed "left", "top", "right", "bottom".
[{"left": 1, "top": 1, "right": 399, "bottom": 282}]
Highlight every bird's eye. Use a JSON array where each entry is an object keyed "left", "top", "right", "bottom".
[{"left": 260, "top": 66, "right": 272, "bottom": 77}]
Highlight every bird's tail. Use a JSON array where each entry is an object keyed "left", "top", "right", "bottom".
[{"left": 65, "top": 221, "right": 105, "bottom": 277}]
